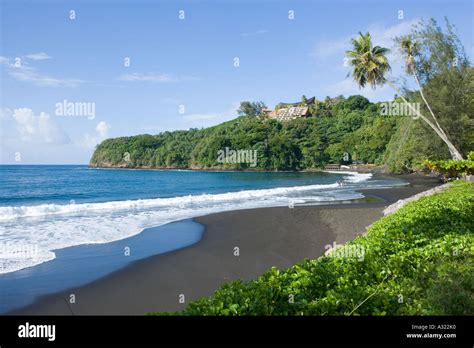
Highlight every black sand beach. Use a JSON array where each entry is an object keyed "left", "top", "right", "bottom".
[{"left": 10, "top": 174, "right": 441, "bottom": 315}]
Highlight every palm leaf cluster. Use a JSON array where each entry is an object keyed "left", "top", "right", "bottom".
[{"left": 346, "top": 32, "right": 391, "bottom": 89}]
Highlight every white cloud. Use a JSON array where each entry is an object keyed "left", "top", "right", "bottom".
[
  {"left": 6, "top": 108, "right": 70, "bottom": 144},
  {"left": 367, "top": 20, "right": 419, "bottom": 51},
  {"left": 0, "top": 55, "right": 83, "bottom": 87},
  {"left": 95, "top": 121, "right": 110, "bottom": 137},
  {"left": 119, "top": 72, "right": 199, "bottom": 83},
  {"left": 311, "top": 19, "right": 419, "bottom": 60},
  {"left": 0, "top": 108, "right": 111, "bottom": 164},
  {"left": 9, "top": 65, "right": 83, "bottom": 87},
  {"left": 25, "top": 52, "right": 52, "bottom": 60},
  {"left": 80, "top": 121, "right": 111, "bottom": 148},
  {"left": 0, "top": 107, "right": 12, "bottom": 119}
]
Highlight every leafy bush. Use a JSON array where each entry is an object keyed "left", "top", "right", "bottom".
[
  {"left": 424, "top": 151, "right": 474, "bottom": 179},
  {"left": 152, "top": 181, "right": 473, "bottom": 316}
]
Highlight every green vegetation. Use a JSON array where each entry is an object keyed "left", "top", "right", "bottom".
[
  {"left": 346, "top": 19, "right": 469, "bottom": 162},
  {"left": 152, "top": 181, "right": 473, "bottom": 316},
  {"left": 91, "top": 19, "right": 472, "bottom": 173},
  {"left": 379, "top": 19, "right": 473, "bottom": 171},
  {"left": 237, "top": 101, "right": 267, "bottom": 117},
  {"left": 90, "top": 95, "right": 399, "bottom": 170},
  {"left": 424, "top": 151, "right": 474, "bottom": 180}
]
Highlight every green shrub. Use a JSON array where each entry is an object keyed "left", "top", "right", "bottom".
[{"left": 424, "top": 152, "right": 474, "bottom": 179}]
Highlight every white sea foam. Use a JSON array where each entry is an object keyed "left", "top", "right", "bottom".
[
  {"left": 0, "top": 172, "right": 373, "bottom": 274},
  {"left": 0, "top": 182, "right": 340, "bottom": 221},
  {"left": 324, "top": 170, "right": 373, "bottom": 183}
]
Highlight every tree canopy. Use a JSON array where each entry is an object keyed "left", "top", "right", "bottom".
[{"left": 237, "top": 101, "right": 267, "bottom": 116}]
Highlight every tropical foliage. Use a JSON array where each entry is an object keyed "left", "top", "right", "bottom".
[
  {"left": 346, "top": 19, "right": 468, "bottom": 160},
  {"left": 424, "top": 152, "right": 474, "bottom": 179},
  {"left": 379, "top": 19, "right": 473, "bottom": 172},
  {"left": 237, "top": 101, "right": 267, "bottom": 116},
  {"left": 90, "top": 95, "right": 398, "bottom": 170},
  {"left": 346, "top": 32, "right": 391, "bottom": 89}
]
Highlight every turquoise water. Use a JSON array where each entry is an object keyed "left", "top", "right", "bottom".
[
  {"left": 0, "top": 165, "right": 406, "bottom": 312},
  {"left": 0, "top": 165, "right": 406, "bottom": 275},
  {"left": 1, "top": 165, "right": 375, "bottom": 206}
]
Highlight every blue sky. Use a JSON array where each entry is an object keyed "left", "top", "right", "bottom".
[{"left": 1, "top": 0, "right": 472, "bottom": 164}]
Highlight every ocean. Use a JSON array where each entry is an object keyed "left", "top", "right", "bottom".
[
  {"left": 0, "top": 165, "right": 406, "bottom": 312},
  {"left": 0, "top": 165, "right": 407, "bottom": 275}
]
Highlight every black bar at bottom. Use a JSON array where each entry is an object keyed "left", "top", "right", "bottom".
[{"left": 0, "top": 316, "right": 472, "bottom": 346}]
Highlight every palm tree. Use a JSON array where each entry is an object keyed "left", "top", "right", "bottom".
[
  {"left": 399, "top": 37, "right": 445, "bottom": 130},
  {"left": 346, "top": 32, "right": 463, "bottom": 160},
  {"left": 398, "top": 36, "right": 462, "bottom": 160},
  {"left": 346, "top": 32, "right": 391, "bottom": 89}
]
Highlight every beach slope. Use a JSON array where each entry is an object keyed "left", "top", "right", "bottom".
[{"left": 11, "top": 175, "right": 440, "bottom": 315}]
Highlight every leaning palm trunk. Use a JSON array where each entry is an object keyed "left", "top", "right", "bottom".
[
  {"left": 412, "top": 73, "right": 447, "bottom": 138},
  {"left": 385, "top": 81, "right": 464, "bottom": 160},
  {"left": 411, "top": 73, "right": 463, "bottom": 160}
]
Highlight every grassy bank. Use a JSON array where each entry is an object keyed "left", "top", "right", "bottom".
[{"left": 155, "top": 181, "right": 473, "bottom": 315}]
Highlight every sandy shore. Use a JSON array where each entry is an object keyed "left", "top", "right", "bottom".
[{"left": 10, "top": 174, "right": 441, "bottom": 315}]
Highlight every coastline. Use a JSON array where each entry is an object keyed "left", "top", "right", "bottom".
[
  {"left": 9, "top": 174, "right": 441, "bottom": 315},
  {"left": 88, "top": 163, "right": 380, "bottom": 173}
]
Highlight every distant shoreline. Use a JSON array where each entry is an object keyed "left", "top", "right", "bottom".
[{"left": 88, "top": 164, "right": 390, "bottom": 174}]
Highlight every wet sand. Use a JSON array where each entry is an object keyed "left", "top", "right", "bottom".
[{"left": 10, "top": 174, "right": 441, "bottom": 315}]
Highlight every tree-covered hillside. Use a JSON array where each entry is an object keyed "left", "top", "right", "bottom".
[
  {"left": 89, "top": 92, "right": 471, "bottom": 172},
  {"left": 90, "top": 95, "right": 397, "bottom": 171}
]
